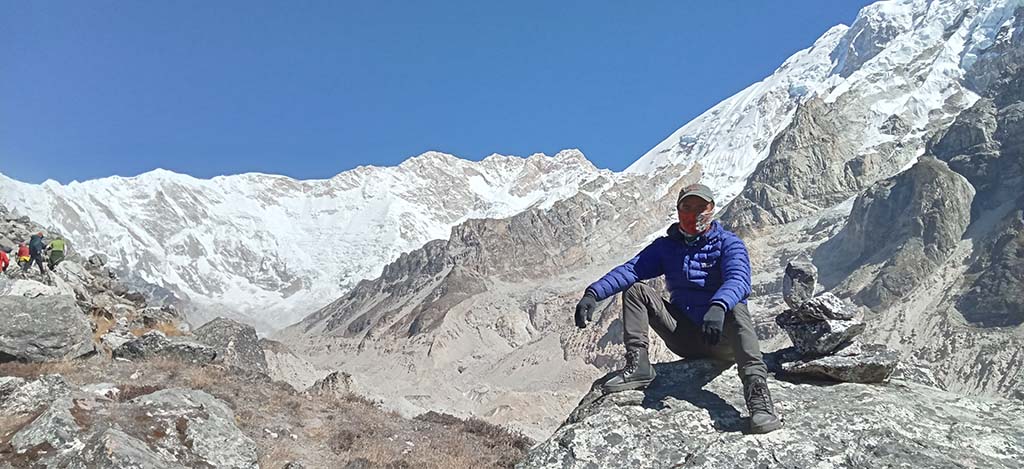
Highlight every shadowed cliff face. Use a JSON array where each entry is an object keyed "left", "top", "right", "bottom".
[{"left": 815, "top": 157, "right": 974, "bottom": 310}]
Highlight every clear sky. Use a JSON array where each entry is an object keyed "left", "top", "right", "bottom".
[{"left": 1, "top": 1, "right": 874, "bottom": 184}]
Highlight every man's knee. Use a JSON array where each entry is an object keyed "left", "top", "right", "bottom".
[{"left": 623, "top": 282, "right": 653, "bottom": 302}]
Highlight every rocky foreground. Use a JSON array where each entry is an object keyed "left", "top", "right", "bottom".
[
  {"left": 0, "top": 356, "right": 532, "bottom": 468},
  {"left": 519, "top": 359, "right": 1024, "bottom": 469}
]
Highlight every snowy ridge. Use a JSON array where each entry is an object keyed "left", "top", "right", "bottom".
[
  {"left": 3, "top": 0, "right": 1021, "bottom": 333},
  {"left": 629, "top": 0, "right": 1020, "bottom": 209},
  {"left": 625, "top": 25, "right": 849, "bottom": 206},
  {"left": 0, "top": 149, "right": 605, "bottom": 330}
]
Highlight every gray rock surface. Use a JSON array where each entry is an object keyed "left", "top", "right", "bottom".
[
  {"left": 61, "top": 428, "right": 186, "bottom": 469},
  {"left": 775, "top": 308, "right": 865, "bottom": 357},
  {"left": 781, "top": 343, "right": 899, "bottom": 383},
  {"left": 1, "top": 377, "right": 255, "bottom": 468},
  {"left": 520, "top": 359, "right": 1024, "bottom": 469},
  {"left": 0, "top": 295, "right": 93, "bottom": 362},
  {"left": 100, "top": 329, "right": 135, "bottom": 351},
  {"left": 0, "top": 377, "right": 25, "bottom": 401},
  {"left": 721, "top": 98, "right": 864, "bottom": 230},
  {"left": 9, "top": 397, "right": 80, "bottom": 454},
  {"left": 782, "top": 256, "right": 817, "bottom": 308},
  {"left": 193, "top": 317, "right": 268, "bottom": 374},
  {"left": 127, "top": 388, "right": 258, "bottom": 469},
  {"left": 113, "top": 331, "right": 218, "bottom": 365},
  {"left": 957, "top": 208, "right": 1024, "bottom": 327},
  {"left": 816, "top": 157, "right": 973, "bottom": 309},
  {"left": 129, "top": 304, "right": 183, "bottom": 330},
  {"left": 86, "top": 253, "right": 109, "bottom": 268},
  {"left": 0, "top": 374, "right": 72, "bottom": 415},
  {"left": 306, "top": 371, "right": 353, "bottom": 397},
  {"left": 795, "top": 292, "right": 857, "bottom": 320}
]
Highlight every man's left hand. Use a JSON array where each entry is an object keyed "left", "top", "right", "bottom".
[{"left": 702, "top": 304, "right": 726, "bottom": 345}]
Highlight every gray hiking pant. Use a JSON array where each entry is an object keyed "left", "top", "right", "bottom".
[{"left": 622, "top": 282, "right": 768, "bottom": 380}]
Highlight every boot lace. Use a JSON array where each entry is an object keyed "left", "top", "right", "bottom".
[
  {"left": 623, "top": 349, "right": 639, "bottom": 375},
  {"left": 747, "top": 379, "right": 774, "bottom": 414}
]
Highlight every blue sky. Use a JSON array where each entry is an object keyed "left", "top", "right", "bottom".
[{"left": 1, "top": 1, "right": 873, "bottom": 184}]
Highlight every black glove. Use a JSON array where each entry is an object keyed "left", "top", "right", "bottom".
[
  {"left": 574, "top": 291, "right": 598, "bottom": 329},
  {"left": 702, "top": 304, "right": 726, "bottom": 345}
]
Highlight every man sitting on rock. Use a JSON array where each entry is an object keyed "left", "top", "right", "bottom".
[{"left": 574, "top": 183, "right": 782, "bottom": 434}]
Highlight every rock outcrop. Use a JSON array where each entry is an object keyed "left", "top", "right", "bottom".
[
  {"left": 0, "top": 375, "right": 258, "bottom": 468},
  {"left": 774, "top": 258, "right": 898, "bottom": 384},
  {"left": 306, "top": 370, "right": 353, "bottom": 397},
  {"left": 780, "top": 342, "right": 899, "bottom": 383},
  {"left": 113, "top": 331, "right": 218, "bottom": 365},
  {"left": 520, "top": 359, "right": 1024, "bottom": 469},
  {"left": 816, "top": 157, "right": 974, "bottom": 309},
  {"left": 0, "top": 295, "right": 94, "bottom": 362},
  {"left": 775, "top": 307, "right": 865, "bottom": 357},
  {"left": 193, "top": 317, "right": 269, "bottom": 374},
  {"left": 782, "top": 256, "right": 816, "bottom": 308}
]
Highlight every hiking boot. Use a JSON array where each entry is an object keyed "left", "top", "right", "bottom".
[
  {"left": 602, "top": 347, "right": 656, "bottom": 393},
  {"left": 743, "top": 375, "right": 782, "bottom": 434}
]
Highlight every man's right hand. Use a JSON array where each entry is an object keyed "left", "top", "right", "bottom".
[{"left": 574, "top": 292, "right": 598, "bottom": 329}]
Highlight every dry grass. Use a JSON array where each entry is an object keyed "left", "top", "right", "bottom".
[
  {"left": 91, "top": 314, "right": 116, "bottom": 343},
  {"left": 130, "top": 321, "right": 183, "bottom": 337},
  {"left": 0, "top": 360, "right": 74, "bottom": 379},
  {"left": 0, "top": 356, "right": 533, "bottom": 468}
]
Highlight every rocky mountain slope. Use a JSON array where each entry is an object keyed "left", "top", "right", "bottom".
[
  {"left": 0, "top": 150, "right": 602, "bottom": 330},
  {"left": 519, "top": 359, "right": 1024, "bottom": 468},
  {"left": 279, "top": 0, "right": 1024, "bottom": 442},
  {"left": 0, "top": 207, "right": 532, "bottom": 468}
]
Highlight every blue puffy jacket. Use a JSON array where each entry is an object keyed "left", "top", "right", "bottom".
[{"left": 587, "top": 221, "right": 752, "bottom": 324}]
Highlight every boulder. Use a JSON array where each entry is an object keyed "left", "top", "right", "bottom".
[
  {"left": 0, "top": 375, "right": 72, "bottom": 415},
  {"left": 775, "top": 310, "right": 864, "bottom": 357},
  {"left": 122, "top": 290, "right": 147, "bottom": 306},
  {"left": 786, "top": 292, "right": 857, "bottom": 322},
  {"left": 193, "top": 317, "right": 268, "bottom": 374},
  {"left": 0, "top": 278, "right": 67, "bottom": 298},
  {"left": 520, "top": 359, "right": 1024, "bottom": 468},
  {"left": 0, "top": 376, "right": 26, "bottom": 401},
  {"left": 63, "top": 428, "right": 186, "bottom": 469},
  {"left": 306, "top": 371, "right": 353, "bottom": 397},
  {"left": 86, "top": 253, "right": 109, "bottom": 268},
  {"left": 0, "top": 295, "right": 94, "bottom": 362},
  {"left": 781, "top": 343, "right": 899, "bottom": 384},
  {"left": 130, "top": 304, "right": 182, "bottom": 330},
  {"left": 9, "top": 397, "right": 80, "bottom": 454},
  {"left": 101, "top": 330, "right": 136, "bottom": 351},
  {"left": 113, "top": 331, "right": 218, "bottom": 365},
  {"left": 6, "top": 385, "right": 255, "bottom": 468},
  {"left": 782, "top": 256, "right": 817, "bottom": 308},
  {"left": 0, "top": 235, "right": 16, "bottom": 253},
  {"left": 125, "top": 389, "right": 259, "bottom": 468}
]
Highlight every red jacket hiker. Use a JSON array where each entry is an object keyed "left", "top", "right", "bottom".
[{"left": 0, "top": 251, "right": 8, "bottom": 271}]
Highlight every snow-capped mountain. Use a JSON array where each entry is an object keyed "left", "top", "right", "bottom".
[
  {"left": 275, "top": 0, "right": 1024, "bottom": 439},
  {"left": 631, "top": 0, "right": 1018, "bottom": 210},
  {"left": 0, "top": 149, "right": 604, "bottom": 330},
  {"left": 3, "top": 0, "right": 1017, "bottom": 336}
]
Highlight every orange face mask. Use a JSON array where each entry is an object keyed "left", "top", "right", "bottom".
[{"left": 680, "top": 210, "right": 713, "bottom": 235}]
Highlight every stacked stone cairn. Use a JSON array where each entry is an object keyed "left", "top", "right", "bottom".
[{"left": 774, "top": 257, "right": 899, "bottom": 383}]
